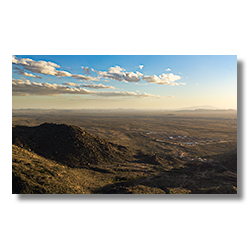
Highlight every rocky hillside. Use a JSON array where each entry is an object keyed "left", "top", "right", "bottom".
[
  {"left": 12, "top": 144, "right": 115, "bottom": 194},
  {"left": 12, "top": 123, "right": 133, "bottom": 168}
]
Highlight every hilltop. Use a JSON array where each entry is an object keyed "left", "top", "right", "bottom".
[{"left": 12, "top": 123, "right": 133, "bottom": 168}]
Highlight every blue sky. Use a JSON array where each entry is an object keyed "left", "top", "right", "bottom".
[{"left": 12, "top": 55, "right": 237, "bottom": 109}]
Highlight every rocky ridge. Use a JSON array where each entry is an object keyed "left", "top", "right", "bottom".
[{"left": 12, "top": 123, "right": 133, "bottom": 168}]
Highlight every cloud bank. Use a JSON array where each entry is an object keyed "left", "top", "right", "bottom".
[
  {"left": 81, "top": 83, "right": 116, "bottom": 89},
  {"left": 12, "top": 79, "right": 160, "bottom": 98}
]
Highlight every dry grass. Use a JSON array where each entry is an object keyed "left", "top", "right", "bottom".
[{"left": 12, "top": 145, "right": 112, "bottom": 194}]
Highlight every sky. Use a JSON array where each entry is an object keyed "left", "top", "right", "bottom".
[{"left": 12, "top": 55, "right": 237, "bottom": 110}]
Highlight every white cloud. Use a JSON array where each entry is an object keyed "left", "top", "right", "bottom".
[
  {"left": 196, "top": 83, "right": 199, "bottom": 85},
  {"left": 23, "top": 72, "right": 41, "bottom": 78},
  {"left": 142, "top": 74, "right": 160, "bottom": 83},
  {"left": 12, "top": 56, "right": 61, "bottom": 76},
  {"left": 93, "top": 66, "right": 124, "bottom": 81},
  {"left": 12, "top": 57, "right": 186, "bottom": 87},
  {"left": 165, "top": 68, "right": 171, "bottom": 71},
  {"left": 141, "top": 73, "right": 185, "bottom": 85},
  {"left": 12, "top": 56, "right": 99, "bottom": 81},
  {"left": 94, "top": 66, "right": 142, "bottom": 83},
  {"left": 91, "top": 66, "right": 141, "bottom": 82},
  {"left": 12, "top": 56, "right": 19, "bottom": 64},
  {"left": 108, "top": 66, "right": 125, "bottom": 74},
  {"left": 159, "top": 73, "right": 181, "bottom": 82},
  {"left": 55, "top": 71, "right": 73, "bottom": 77},
  {"left": 12, "top": 79, "right": 31, "bottom": 85},
  {"left": 63, "top": 82, "right": 78, "bottom": 86},
  {"left": 96, "top": 70, "right": 123, "bottom": 81},
  {"left": 136, "top": 71, "right": 144, "bottom": 77},
  {"left": 13, "top": 67, "right": 42, "bottom": 79},
  {"left": 123, "top": 72, "right": 141, "bottom": 82}
]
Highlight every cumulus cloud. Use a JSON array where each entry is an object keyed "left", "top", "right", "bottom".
[
  {"left": 63, "top": 82, "right": 78, "bottom": 86},
  {"left": 94, "top": 65, "right": 141, "bottom": 83},
  {"left": 123, "top": 72, "right": 140, "bottom": 82},
  {"left": 94, "top": 67, "right": 124, "bottom": 81},
  {"left": 159, "top": 73, "right": 181, "bottom": 82},
  {"left": 108, "top": 66, "right": 125, "bottom": 74},
  {"left": 136, "top": 71, "right": 144, "bottom": 77},
  {"left": 12, "top": 78, "right": 160, "bottom": 98},
  {"left": 94, "top": 65, "right": 185, "bottom": 85},
  {"left": 165, "top": 68, "right": 171, "bottom": 71},
  {"left": 13, "top": 67, "right": 42, "bottom": 79},
  {"left": 141, "top": 74, "right": 160, "bottom": 83},
  {"left": 54, "top": 70, "right": 72, "bottom": 77},
  {"left": 135, "top": 71, "right": 185, "bottom": 85},
  {"left": 12, "top": 56, "right": 99, "bottom": 81},
  {"left": 12, "top": 56, "right": 62, "bottom": 76},
  {"left": 12, "top": 57, "right": 186, "bottom": 87},
  {"left": 138, "top": 72, "right": 185, "bottom": 85}
]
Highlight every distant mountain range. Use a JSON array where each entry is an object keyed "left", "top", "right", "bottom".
[
  {"left": 179, "top": 105, "right": 218, "bottom": 110},
  {"left": 177, "top": 106, "right": 236, "bottom": 111}
]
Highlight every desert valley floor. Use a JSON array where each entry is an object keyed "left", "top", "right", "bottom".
[{"left": 12, "top": 109, "right": 237, "bottom": 194}]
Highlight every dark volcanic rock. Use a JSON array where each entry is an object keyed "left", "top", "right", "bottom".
[{"left": 12, "top": 123, "right": 132, "bottom": 167}]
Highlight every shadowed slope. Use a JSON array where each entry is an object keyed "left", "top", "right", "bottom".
[{"left": 12, "top": 123, "right": 133, "bottom": 168}]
